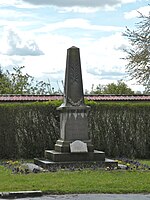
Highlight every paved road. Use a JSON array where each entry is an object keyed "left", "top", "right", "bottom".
[{"left": 17, "top": 194, "right": 150, "bottom": 200}]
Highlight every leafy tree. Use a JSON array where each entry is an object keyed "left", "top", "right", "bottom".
[
  {"left": 91, "top": 80, "right": 134, "bottom": 95},
  {"left": 90, "top": 84, "right": 104, "bottom": 94},
  {"left": 0, "top": 66, "right": 58, "bottom": 95},
  {"left": 123, "top": 11, "right": 150, "bottom": 93},
  {"left": 103, "top": 80, "right": 134, "bottom": 95},
  {"left": 0, "top": 67, "right": 12, "bottom": 94}
]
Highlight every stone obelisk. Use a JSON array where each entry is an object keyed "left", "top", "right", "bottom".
[{"left": 44, "top": 46, "right": 105, "bottom": 162}]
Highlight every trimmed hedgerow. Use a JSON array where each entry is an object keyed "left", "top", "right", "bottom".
[
  {"left": 88, "top": 101, "right": 150, "bottom": 159},
  {"left": 0, "top": 101, "right": 61, "bottom": 159},
  {"left": 0, "top": 101, "right": 149, "bottom": 159}
]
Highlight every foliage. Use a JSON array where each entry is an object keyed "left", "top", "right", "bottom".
[
  {"left": 91, "top": 80, "right": 134, "bottom": 94},
  {"left": 0, "top": 101, "right": 61, "bottom": 158},
  {"left": 0, "top": 66, "right": 59, "bottom": 94},
  {"left": 88, "top": 101, "right": 150, "bottom": 158},
  {"left": 0, "top": 101, "right": 150, "bottom": 159},
  {"left": 0, "top": 67, "right": 12, "bottom": 94},
  {"left": 116, "top": 158, "right": 150, "bottom": 170},
  {"left": 2, "top": 158, "right": 150, "bottom": 174},
  {"left": 123, "top": 11, "right": 150, "bottom": 93}
]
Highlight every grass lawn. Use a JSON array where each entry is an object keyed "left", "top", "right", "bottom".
[
  {"left": 0, "top": 161, "right": 150, "bottom": 194},
  {"left": 138, "top": 160, "right": 150, "bottom": 166}
]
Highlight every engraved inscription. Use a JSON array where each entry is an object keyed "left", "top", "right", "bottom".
[{"left": 65, "top": 115, "right": 89, "bottom": 140}]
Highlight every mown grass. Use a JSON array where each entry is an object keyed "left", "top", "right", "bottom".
[
  {"left": 138, "top": 160, "right": 150, "bottom": 166},
  {"left": 0, "top": 164, "right": 150, "bottom": 194}
]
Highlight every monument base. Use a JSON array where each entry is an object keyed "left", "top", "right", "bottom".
[
  {"left": 34, "top": 157, "right": 118, "bottom": 170},
  {"left": 45, "top": 149, "right": 105, "bottom": 162},
  {"left": 34, "top": 147, "right": 110, "bottom": 170},
  {"left": 54, "top": 139, "right": 94, "bottom": 153}
]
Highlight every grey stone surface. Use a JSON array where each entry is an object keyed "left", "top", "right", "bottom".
[
  {"left": 57, "top": 109, "right": 90, "bottom": 142},
  {"left": 105, "top": 159, "right": 118, "bottom": 168},
  {"left": 34, "top": 158, "right": 105, "bottom": 170},
  {"left": 22, "top": 163, "right": 45, "bottom": 172},
  {"left": 45, "top": 150, "right": 105, "bottom": 162},
  {"left": 63, "top": 46, "right": 84, "bottom": 107},
  {"left": 70, "top": 140, "right": 88, "bottom": 153},
  {"left": 53, "top": 46, "right": 94, "bottom": 156},
  {"left": 11, "top": 194, "right": 150, "bottom": 200},
  {"left": 118, "top": 164, "right": 127, "bottom": 169}
]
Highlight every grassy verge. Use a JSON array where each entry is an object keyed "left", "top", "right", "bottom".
[
  {"left": 0, "top": 164, "right": 150, "bottom": 194},
  {"left": 138, "top": 160, "right": 150, "bottom": 166}
]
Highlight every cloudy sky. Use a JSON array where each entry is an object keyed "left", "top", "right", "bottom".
[{"left": 0, "top": 0, "right": 149, "bottom": 93}]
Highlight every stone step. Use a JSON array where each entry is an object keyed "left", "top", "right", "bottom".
[{"left": 34, "top": 157, "right": 118, "bottom": 170}]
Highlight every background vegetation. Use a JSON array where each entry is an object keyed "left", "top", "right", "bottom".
[
  {"left": 90, "top": 80, "right": 134, "bottom": 95},
  {"left": 0, "top": 66, "right": 61, "bottom": 95},
  {"left": 0, "top": 101, "right": 149, "bottom": 159},
  {"left": 123, "top": 11, "right": 150, "bottom": 93},
  {"left": 0, "top": 66, "right": 137, "bottom": 95}
]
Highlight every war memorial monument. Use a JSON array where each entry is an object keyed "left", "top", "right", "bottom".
[{"left": 34, "top": 46, "right": 115, "bottom": 169}]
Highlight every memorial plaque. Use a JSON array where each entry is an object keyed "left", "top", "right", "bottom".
[{"left": 70, "top": 140, "right": 88, "bottom": 153}]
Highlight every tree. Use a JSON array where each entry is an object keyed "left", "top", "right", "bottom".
[
  {"left": 90, "top": 84, "right": 104, "bottom": 94},
  {"left": 123, "top": 10, "right": 150, "bottom": 93},
  {"left": 0, "top": 66, "right": 58, "bottom": 95},
  {"left": 0, "top": 66, "right": 12, "bottom": 94},
  {"left": 91, "top": 80, "right": 134, "bottom": 95},
  {"left": 103, "top": 80, "right": 134, "bottom": 95}
]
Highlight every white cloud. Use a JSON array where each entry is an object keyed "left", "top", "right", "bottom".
[
  {"left": 0, "top": 0, "right": 145, "bottom": 92},
  {"left": 22, "top": 0, "right": 136, "bottom": 7},
  {"left": 75, "top": 32, "right": 129, "bottom": 89},
  {"left": 0, "top": 19, "right": 35, "bottom": 31},
  {"left": 121, "top": 0, "right": 136, "bottom": 3},
  {"left": 124, "top": 6, "right": 150, "bottom": 19},
  {"left": 35, "top": 18, "right": 123, "bottom": 33},
  {"left": 0, "top": 0, "right": 19, "bottom": 6},
  {"left": 0, "top": 29, "right": 44, "bottom": 56},
  {"left": 0, "top": 0, "right": 40, "bottom": 9},
  {"left": 0, "top": 30, "right": 128, "bottom": 88},
  {"left": 0, "top": 0, "right": 138, "bottom": 13},
  {"left": 0, "top": 8, "right": 37, "bottom": 20},
  {"left": 21, "top": 0, "right": 137, "bottom": 12},
  {"left": 0, "top": 30, "right": 142, "bottom": 92},
  {"left": 37, "top": 32, "right": 128, "bottom": 90},
  {"left": 0, "top": 8, "right": 42, "bottom": 32},
  {"left": 58, "top": 7, "right": 100, "bottom": 13}
]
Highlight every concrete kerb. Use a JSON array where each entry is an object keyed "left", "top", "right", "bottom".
[{"left": 0, "top": 191, "right": 42, "bottom": 199}]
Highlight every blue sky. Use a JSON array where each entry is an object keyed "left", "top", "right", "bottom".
[{"left": 0, "top": 0, "right": 149, "bottom": 92}]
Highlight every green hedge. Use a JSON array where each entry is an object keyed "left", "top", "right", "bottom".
[
  {"left": 88, "top": 102, "right": 150, "bottom": 159},
  {"left": 0, "top": 101, "right": 61, "bottom": 159},
  {"left": 0, "top": 101, "right": 150, "bottom": 159}
]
